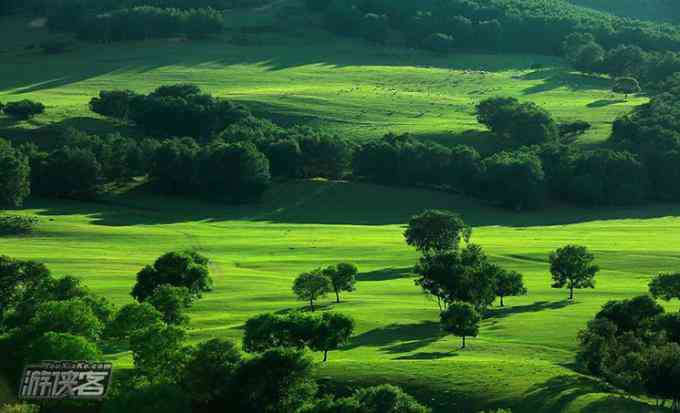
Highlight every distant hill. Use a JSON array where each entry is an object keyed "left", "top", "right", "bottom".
[{"left": 568, "top": 0, "right": 678, "bottom": 22}]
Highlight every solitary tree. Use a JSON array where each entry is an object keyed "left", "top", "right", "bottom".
[
  {"left": 292, "top": 269, "right": 332, "bottom": 311},
  {"left": 649, "top": 273, "right": 680, "bottom": 311},
  {"left": 440, "top": 301, "right": 480, "bottom": 349},
  {"left": 310, "top": 312, "right": 355, "bottom": 362},
  {"left": 324, "top": 263, "right": 358, "bottom": 303},
  {"left": 493, "top": 268, "right": 527, "bottom": 307},
  {"left": 404, "top": 210, "right": 471, "bottom": 256},
  {"left": 550, "top": 245, "right": 599, "bottom": 300},
  {"left": 613, "top": 77, "right": 641, "bottom": 100}
]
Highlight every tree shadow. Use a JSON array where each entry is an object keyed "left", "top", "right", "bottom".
[
  {"left": 394, "top": 351, "right": 458, "bottom": 360},
  {"left": 518, "top": 69, "right": 611, "bottom": 95},
  {"left": 586, "top": 99, "right": 626, "bottom": 108},
  {"left": 343, "top": 321, "right": 444, "bottom": 354},
  {"left": 581, "top": 395, "right": 669, "bottom": 413},
  {"left": 357, "top": 267, "right": 414, "bottom": 282},
  {"left": 484, "top": 300, "right": 574, "bottom": 320},
  {"left": 521, "top": 374, "right": 613, "bottom": 412}
]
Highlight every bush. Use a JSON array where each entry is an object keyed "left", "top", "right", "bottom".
[
  {"left": 0, "top": 139, "right": 30, "bottom": 207},
  {"left": 0, "top": 215, "right": 38, "bottom": 235},
  {"left": 2, "top": 100, "right": 45, "bottom": 120}
]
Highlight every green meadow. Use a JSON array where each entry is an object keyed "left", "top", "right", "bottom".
[
  {"left": 0, "top": 7, "right": 672, "bottom": 413},
  {"left": 0, "top": 14, "right": 644, "bottom": 148},
  {"left": 2, "top": 180, "right": 680, "bottom": 412}
]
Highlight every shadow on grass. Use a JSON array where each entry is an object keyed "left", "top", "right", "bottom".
[
  {"left": 343, "top": 321, "right": 444, "bottom": 354},
  {"left": 587, "top": 99, "right": 626, "bottom": 108},
  {"left": 517, "top": 69, "right": 611, "bottom": 95},
  {"left": 24, "top": 177, "right": 680, "bottom": 228},
  {"left": 485, "top": 300, "right": 573, "bottom": 319},
  {"left": 357, "top": 267, "right": 414, "bottom": 282},
  {"left": 521, "top": 375, "right": 613, "bottom": 412},
  {"left": 394, "top": 351, "right": 458, "bottom": 360}
]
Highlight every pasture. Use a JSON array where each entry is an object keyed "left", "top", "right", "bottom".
[
  {"left": 0, "top": 13, "right": 645, "bottom": 148},
  {"left": 2, "top": 180, "right": 679, "bottom": 412}
]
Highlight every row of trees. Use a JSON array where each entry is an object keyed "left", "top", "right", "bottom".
[
  {"left": 577, "top": 272, "right": 680, "bottom": 409},
  {"left": 0, "top": 100, "right": 45, "bottom": 120},
  {"left": 305, "top": 0, "right": 680, "bottom": 56},
  {"left": 48, "top": 5, "right": 225, "bottom": 41}
]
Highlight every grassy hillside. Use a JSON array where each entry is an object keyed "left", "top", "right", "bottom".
[
  {"left": 0, "top": 13, "right": 644, "bottom": 147},
  {"left": 2, "top": 180, "right": 679, "bottom": 412}
]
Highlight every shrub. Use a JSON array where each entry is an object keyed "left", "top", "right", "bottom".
[
  {"left": 0, "top": 215, "right": 38, "bottom": 235},
  {"left": 3, "top": 100, "right": 45, "bottom": 120}
]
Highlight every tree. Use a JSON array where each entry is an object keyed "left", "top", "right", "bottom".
[
  {"left": 476, "top": 97, "right": 558, "bottom": 146},
  {"left": 596, "top": 295, "right": 664, "bottom": 334},
  {"left": 0, "top": 139, "right": 30, "bottom": 208},
  {"left": 440, "top": 301, "right": 480, "bottom": 348},
  {"left": 324, "top": 263, "right": 357, "bottom": 303},
  {"left": 309, "top": 312, "right": 355, "bottom": 362},
  {"left": 414, "top": 244, "right": 497, "bottom": 312},
  {"left": 89, "top": 90, "right": 138, "bottom": 120},
  {"left": 493, "top": 268, "right": 527, "bottom": 307},
  {"left": 106, "top": 302, "right": 163, "bottom": 342},
  {"left": 28, "top": 332, "right": 101, "bottom": 363},
  {"left": 132, "top": 251, "right": 212, "bottom": 302},
  {"left": 147, "top": 285, "right": 194, "bottom": 325},
  {"left": 130, "top": 323, "right": 188, "bottom": 383},
  {"left": 649, "top": 273, "right": 680, "bottom": 311},
  {"left": 292, "top": 269, "right": 332, "bottom": 311},
  {"left": 31, "top": 146, "right": 101, "bottom": 200},
  {"left": 181, "top": 338, "right": 241, "bottom": 407},
  {"left": 0, "top": 256, "right": 51, "bottom": 325},
  {"left": 642, "top": 343, "right": 680, "bottom": 409},
  {"left": 353, "top": 384, "right": 430, "bottom": 413},
  {"left": 2, "top": 100, "right": 45, "bottom": 120},
  {"left": 27, "top": 298, "right": 104, "bottom": 342},
  {"left": 550, "top": 245, "right": 599, "bottom": 300},
  {"left": 404, "top": 210, "right": 471, "bottom": 256},
  {"left": 422, "top": 33, "right": 455, "bottom": 52},
  {"left": 613, "top": 77, "right": 641, "bottom": 100},
  {"left": 481, "top": 151, "right": 546, "bottom": 211},
  {"left": 103, "top": 383, "right": 192, "bottom": 413},
  {"left": 233, "top": 347, "right": 317, "bottom": 413}
]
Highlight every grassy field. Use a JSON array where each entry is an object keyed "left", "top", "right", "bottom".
[
  {"left": 0, "top": 12, "right": 645, "bottom": 148},
  {"left": 2, "top": 180, "right": 679, "bottom": 412}
]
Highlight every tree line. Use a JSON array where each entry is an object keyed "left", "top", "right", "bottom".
[{"left": 305, "top": 0, "right": 680, "bottom": 57}]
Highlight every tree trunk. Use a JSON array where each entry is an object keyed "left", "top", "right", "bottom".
[
  {"left": 461, "top": 336, "right": 466, "bottom": 349},
  {"left": 569, "top": 284, "right": 574, "bottom": 301},
  {"left": 323, "top": 350, "right": 328, "bottom": 362},
  {"left": 310, "top": 299, "right": 314, "bottom": 311},
  {"left": 335, "top": 290, "right": 340, "bottom": 304},
  {"left": 500, "top": 295, "right": 505, "bottom": 307}
]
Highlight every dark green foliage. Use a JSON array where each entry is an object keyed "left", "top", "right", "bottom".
[
  {"left": 404, "top": 210, "right": 471, "bottom": 256},
  {"left": 30, "top": 146, "right": 101, "bottom": 200},
  {"left": 39, "top": 40, "right": 73, "bottom": 54},
  {"left": 603, "top": 45, "right": 647, "bottom": 78},
  {"left": 106, "top": 302, "right": 164, "bottom": 341},
  {"left": 132, "top": 251, "right": 212, "bottom": 302},
  {"left": 0, "top": 139, "right": 30, "bottom": 208},
  {"left": 655, "top": 313, "right": 680, "bottom": 344},
  {"left": 481, "top": 151, "right": 546, "bottom": 210},
  {"left": 297, "top": 131, "right": 353, "bottom": 179},
  {"left": 414, "top": 244, "right": 498, "bottom": 311},
  {"left": 301, "top": 384, "right": 429, "bottom": 413},
  {"left": 103, "top": 383, "right": 192, "bottom": 413},
  {"left": 440, "top": 301, "right": 481, "bottom": 348},
  {"left": 558, "top": 121, "right": 591, "bottom": 142},
  {"left": 129, "top": 322, "right": 189, "bottom": 383},
  {"left": 309, "top": 312, "right": 355, "bottom": 362},
  {"left": 422, "top": 33, "right": 455, "bottom": 52},
  {"left": 493, "top": 268, "right": 527, "bottom": 307},
  {"left": 90, "top": 90, "right": 138, "bottom": 120},
  {"left": 28, "top": 332, "right": 101, "bottom": 363},
  {"left": 567, "top": 149, "right": 648, "bottom": 205},
  {"left": 613, "top": 77, "right": 642, "bottom": 98},
  {"left": 26, "top": 298, "right": 105, "bottom": 342},
  {"left": 649, "top": 273, "right": 680, "bottom": 309},
  {"left": 550, "top": 244, "right": 599, "bottom": 300},
  {"left": 233, "top": 347, "right": 317, "bottom": 413},
  {"left": 323, "top": 262, "right": 358, "bottom": 303},
  {"left": 180, "top": 338, "right": 241, "bottom": 406},
  {"left": 2, "top": 100, "right": 45, "bottom": 120},
  {"left": 262, "top": 138, "right": 303, "bottom": 178},
  {"left": 476, "top": 97, "right": 559, "bottom": 146},
  {"left": 0, "top": 215, "right": 38, "bottom": 235},
  {"left": 596, "top": 295, "right": 664, "bottom": 334},
  {"left": 149, "top": 137, "right": 200, "bottom": 195},
  {"left": 292, "top": 269, "right": 333, "bottom": 311},
  {"left": 147, "top": 285, "right": 194, "bottom": 325}
]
